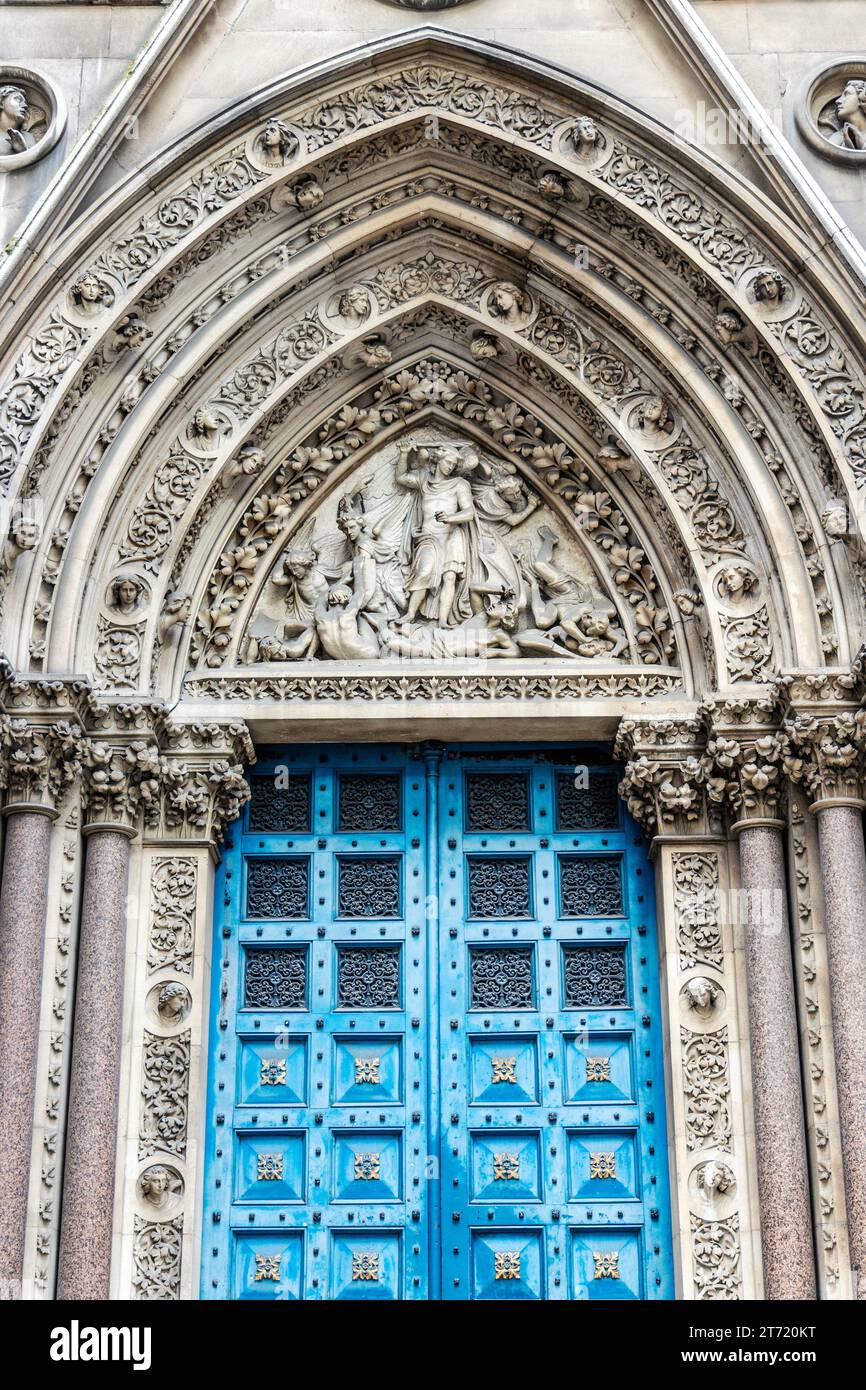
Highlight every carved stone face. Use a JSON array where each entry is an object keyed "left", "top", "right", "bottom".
[
  {"left": 753, "top": 271, "right": 783, "bottom": 305},
  {"left": 11, "top": 516, "right": 40, "bottom": 551},
  {"left": 714, "top": 310, "right": 744, "bottom": 345},
  {"left": 436, "top": 450, "right": 459, "bottom": 478},
  {"left": 157, "top": 982, "right": 190, "bottom": 1023},
  {"left": 194, "top": 407, "right": 218, "bottom": 436},
  {"left": 573, "top": 115, "right": 599, "bottom": 151},
  {"left": 490, "top": 286, "right": 517, "bottom": 316},
  {"left": 686, "top": 976, "right": 717, "bottom": 1013},
  {"left": 0, "top": 85, "right": 28, "bottom": 129},
  {"left": 836, "top": 80, "right": 866, "bottom": 123},
  {"left": 295, "top": 178, "right": 324, "bottom": 210},
  {"left": 338, "top": 287, "right": 369, "bottom": 322},
  {"left": 498, "top": 478, "right": 523, "bottom": 504},
  {"left": 112, "top": 577, "right": 140, "bottom": 614},
  {"left": 285, "top": 552, "right": 312, "bottom": 579},
  {"left": 73, "top": 274, "right": 102, "bottom": 305}
]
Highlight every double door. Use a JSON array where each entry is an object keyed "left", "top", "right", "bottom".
[{"left": 202, "top": 744, "right": 673, "bottom": 1299}]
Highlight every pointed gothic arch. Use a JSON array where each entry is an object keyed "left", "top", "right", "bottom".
[{"left": 2, "top": 24, "right": 866, "bottom": 1306}]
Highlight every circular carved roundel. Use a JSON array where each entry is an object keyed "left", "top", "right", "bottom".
[
  {"left": 0, "top": 65, "right": 67, "bottom": 171},
  {"left": 796, "top": 57, "right": 866, "bottom": 164}
]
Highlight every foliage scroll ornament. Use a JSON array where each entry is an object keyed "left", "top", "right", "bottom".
[
  {"left": 132, "top": 1214, "right": 183, "bottom": 1301},
  {"left": 138, "top": 1030, "right": 191, "bottom": 1161}
]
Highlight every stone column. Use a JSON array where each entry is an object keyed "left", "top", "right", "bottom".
[
  {"left": 704, "top": 716, "right": 816, "bottom": 1299},
  {"left": 57, "top": 825, "right": 134, "bottom": 1300},
  {"left": 0, "top": 718, "right": 81, "bottom": 1298},
  {"left": 812, "top": 802, "right": 866, "bottom": 1299},
  {"left": 0, "top": 804, "right": 55, "bottom": 1297},
  {"left": 57, "top": 736, "right": 160, "bottom": 1300},
  {"left": 734, "top": 821, "right": 815, "bottom": 1298},
  {"left": 783, "top": 702, "right": 866, "bottom": 1300}
]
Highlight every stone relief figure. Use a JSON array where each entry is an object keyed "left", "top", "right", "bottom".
[
  {"left": 570, "top": 114, "right": 602, "bottom": 158},
  {"left": 695, "top": 1159, "right": 736, "bottom": 1207},
  {"left": 821, "top": 499, "right": 849, "bottom": 539},
  {"left": 2, "top": 510, "right": 41, "bottom": 573},
  {"left": 518, "top": 525, "right": 628, "bottom": 659},
  {"left": 293, "top": 177, "right": 324, "bottom": 211},
  {"left": 0, "top": 84, "right": 36, "bottom": 155},
  {"left": 635, "top": 394, "right": 676, "bottom": 444},
  {"left": 713, "top": 309, "right": 749, "bottom": 347},
  {"left": 114, "top": 313, "right": 152, "bottom": 350},
  {"left": 106, "top": 574, "right": 147, "bottom": 618},
  {"left": 69, "top": 272, "right": 113, "bottom": 317},
  {"left": 750, "top": 268, "right": 788, "bottom": 307},
  {"left": 248, "top": 436, "right": 632, "bottom": 666},
  {"left": 684, "top": 976, "right": 720, "bottom": 1020},
  {"left": 394, "top": 442, "right": 482, "bottom": 627},
  {"left": 138, "top": 1164, "right": 183, "bottom": 1212},
  {"left": 823, "top": 78, "right": 866, "bottom": 151},
  {"left": 486, "top": 281, "right": 533, "bottom": 328},
  {"left": 157, "top": 981, "right": 191, "bottom": 1025},
  {"left": 254, "top": 118, "right": 298, "bottom": 167},
  {"left": 188, "top": 406, "right": 230, "bottom": 454},
  {"left": 228, "top": 443, "right": 266, "bottom": 481},
  {"left": 159, "top": 592, "right": 192, "bottom": 641},
  {"left": 716, "top": 564, "right": 758, "bottom": 604},
  {"left": 470, "top": 332, "right": 500, "bottom": 361},
  {"left": 358, "top": 336, "right": 392, "bottom": 368},
  {"left": 331, "top": 285, "right": 372, "bottom": 328}
]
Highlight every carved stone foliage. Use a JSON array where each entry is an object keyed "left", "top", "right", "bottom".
[
  {"left": 148, "top": 858, "right": 197, "bottom": 976},
  {"left": 184, "top": 668, "right": 683, "bottom": 704},
  {"left": 702, "top": 732, "right": 784, "bottom": 823},
  {"left": 682, "top": 1026, "right": 732, "bottom": 1156},
  {"left": 132, "top": 1214, "right": 183, "bottom": 1301},
  {"left": 146, "top": 757, "right": 250, "bottom": 843},
  {"left": 138, "top": 1030, "right": 191, "bottom": 1161},
  {"left": 672, "top": 853, "right": 723, "bottom": 972},
  {"left": 81, "top": 738, "right": 161, "bottom": 827},
  {"left": 193, "top": 360, "right": 680, "bottom": 672},
  {"left": 691, "top": 1214, "right": 742, "bottom": 1300},
  {"left": 0, "top": 716, "right": 83, "bottom": 808},
  {"left": 781, "top": 708, "right": 866, "bottom": 803}
]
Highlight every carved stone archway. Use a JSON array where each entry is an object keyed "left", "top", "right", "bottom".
[{"left": 1, "top": 29, "right": 866, "bottom": 1302}]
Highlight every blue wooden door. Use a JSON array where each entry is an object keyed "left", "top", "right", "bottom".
[{"left": 202, "top": 745, "right": 673, "bottom": 1300}]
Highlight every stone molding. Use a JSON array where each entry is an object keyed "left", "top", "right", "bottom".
[{"left": 1, "top": 34, "right": 865, "bottom": 705}]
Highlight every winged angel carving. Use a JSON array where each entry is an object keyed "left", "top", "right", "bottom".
[{"left": 245, "top": 439, "right": 629, "bottom": 664}]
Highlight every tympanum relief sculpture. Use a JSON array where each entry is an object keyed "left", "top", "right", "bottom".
[{"left": 243, "top": 434, "right": 631, "bottom": 666}]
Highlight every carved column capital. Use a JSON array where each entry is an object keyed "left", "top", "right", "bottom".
[
  {"left": 614, "top": 716, "right": 717, "bottom": 837},
  {"left": 0, "top": 714, "right": 86, "bottom": 814},
  {"left": 700, "top": 696, "right": 785, "bottom": 827},
  {"left": 780, "top": 709, "right": 866, "bottom": 808},
  {"left": 145, "top": 720, "right": 255, "bottom": 845},
  {"left": 80, "top": 737, "right": 161, "bottom": 832}
]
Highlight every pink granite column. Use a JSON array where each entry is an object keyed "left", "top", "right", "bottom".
[
  {"left": 0, "top": 807, "right": 55, "bottom": 1298},
  {"left": 813, "top": 803, "right": 866, "bottom": 1299},
  {"left": 736, "top": 823, "right": 817, "bottom": 1299},
  {"left": 57, "top": 826, "right": 133, "bottom": 1301}
]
